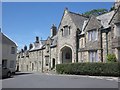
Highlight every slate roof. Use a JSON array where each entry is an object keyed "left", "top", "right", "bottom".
[
  {"left": 29, "top": 40, "right": 46, "bottom": 51},
  {"left": 50, "top": 35, "right": 58, "bottom": 47},
  {"left": 109, "top": 5, "right": 120, "bottom": 24},
  {"left": 69, "top": 11, "right": 88, "bottom": 31},
  {"left": 97, "top": 10, "right": 115, "bottom": 29}
]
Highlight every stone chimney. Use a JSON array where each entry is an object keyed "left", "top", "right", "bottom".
[
  {"left": 51, "top": 24, "right": 57, "bottom": 37},
  {"left": 29, "top": 43, "right": 33, "bottom": 50},
  {"left": 35, "top": 36, "right": 39, "bottom": 43},
  {"left": 21, "top": 49, "right": 24, "bottom": 53},
  {"left": 24, "top": 45, "right": 27, "bottom": 51}
]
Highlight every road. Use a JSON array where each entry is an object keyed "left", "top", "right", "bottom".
[{"left": 2, "top": 72, "right": 119, "bottom": 88}]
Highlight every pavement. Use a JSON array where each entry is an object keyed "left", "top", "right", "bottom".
[{"left": 2, "top": 72, "right": 119, "bottom": 88}]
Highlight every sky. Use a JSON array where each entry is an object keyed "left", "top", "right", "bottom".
[
  {"left": 0, "top": 2, "right": 1, "bottom": 29},
  {"left": 2, "top": 2, "right": 114, "bottom": 50}
]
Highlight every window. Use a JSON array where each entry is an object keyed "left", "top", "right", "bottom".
[
  {"left": 64, "top": 26, "right": 69, "bottom": 36},
  {"left": 65, "top": 52, "right": 70, "bottom": 59},
  {"left": 46, "top": 45, "right": 49, "bottom": 53},
  {"left": 39, "top": 61, "right": 41, "bottom": 65},
  {"left": 80, "top": 52, "right": 83, "bottom": 62},
  {"left": 89, "top": 51, "right": 98, "bottom": 62},
  {"left": 39, "top": 51, "right": 41, "bottom": 56},
  {"left": 61, "top": 29, "right": 63, "bottom": 36},
  {"left": 61, "top": 26, "right": 71, "bottom": 37},
  {"left": 2, "top": 60, "right": 7, "bottom": 67},
  {"left": 45, "top": 56, "right": 49, "bottom": 66},
  {"left": 10, "top": 61, "right": 14, "bottom": 68},
  {"left": 11, "top": 47, "right": 15, "bottom": 54},
  {"left": 69, "top": 26, "right": 71, "bottom": 35},
  {"left": 81, "top": 39, "right": 83, "bottom": 47},
  {"left": 88, "top": 30, "right": 98, "bottom": 41},
  {"left": 115, "top": 25, "right": 120, "bottom": 37}
]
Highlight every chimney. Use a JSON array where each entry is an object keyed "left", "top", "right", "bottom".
[
  {"left": 36, "top": 36, "right": 39, "bottom": 43},
  {"left": 29, "top": 43, "right": 33, "bottom": 50},
  {"left": 24, "top": 45, "right": 27, "bottom": 51},
  {"left": 51, "top": 24, "right": 57, "bottom": 37},
  {"left": 21, "top": 49, "right": 24, "bottom": 53}
]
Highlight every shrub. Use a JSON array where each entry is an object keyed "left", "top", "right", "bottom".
[
  {"left": 107, "top": 54, "right": 117, "bottom": 62},
  {"left": 56, "top": 62, "right": 120, "bottom": 77}
]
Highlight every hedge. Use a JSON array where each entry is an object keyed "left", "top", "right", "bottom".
[{"left": 56, "top": 62, "right": 120, "bottom": 77}]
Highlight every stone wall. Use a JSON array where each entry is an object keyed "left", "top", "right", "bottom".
[{"left": 57, "top": 9, "right": 77, "bottom": 64}]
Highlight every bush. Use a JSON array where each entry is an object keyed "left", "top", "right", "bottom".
[
  {"left": 56, "top": 62, "right": 120, "bottom": 77},
  {"left": 107, "top": 54, "right": 117, "bottom": 62}
]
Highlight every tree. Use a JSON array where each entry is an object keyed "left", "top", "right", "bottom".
[{"left": 83, "top": 9, "right": 108, "bottom": 17}]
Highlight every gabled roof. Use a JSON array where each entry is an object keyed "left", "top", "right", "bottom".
[
  {"left": 80, "top": 15, "right": 102, "bottom": 34},
  {"left": 69, "top": 11, "right": 88, "bottom": 30},
  {"left": 109, "top": 5, "right": 120, "bottom": 24},
  {"left": 58, "top": 8, "right": 88, "bottom": 31},
  {"left": 2, "top": 33, "right": 17, "bottom": 46},
  {"left": 29, "top": 40, "right": 46, "bottom": 51},
  {"left": 50, "top": 34, "right": 58, "bottom": 47},
  {"left": 97, "top": 10, "right": 115, "bottom": 29}
]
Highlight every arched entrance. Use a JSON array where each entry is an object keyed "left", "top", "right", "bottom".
[
  {"left": 26, "top": 65, "right": 28, "bottom": 71},
  {"left": 52, "top": 58, "right": 55, "bottom": 69},
  {"left": 60, "top": 46, "right": 72, "bottom": 63},
  {"left": 32, "top": 63, "right": 34, "bottom": 71}
]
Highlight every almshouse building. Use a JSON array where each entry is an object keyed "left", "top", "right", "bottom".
[{"left": 17, "top": 1, "right": 120, "bottom": 73}]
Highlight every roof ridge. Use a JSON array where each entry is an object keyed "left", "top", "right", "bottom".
[
  {"left": 97, "top": 10, "right": 115, "bottom": 18},
  {"left": 69, "top": 11, "right": 88, "bottom": 18},
  {"left": 2, "top": 33, "right": 17, "bottom": 46}
]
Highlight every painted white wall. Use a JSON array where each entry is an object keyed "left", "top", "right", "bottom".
[
  {"left": 2, "top": 34, "right": 17, "bottom": 73},
  {"left": 0, "top": 32, "right": 2, "bottom": 65}
]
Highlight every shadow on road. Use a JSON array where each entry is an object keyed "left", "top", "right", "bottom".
[
  {"left": 15, "top": 72, "right": 33, "bottom": 76},
  {"left": 2, "top": 76, "right": 14, "bottom": 80},
  {"left": 1, "top": 72, "right": 33, "bottom": 80}
]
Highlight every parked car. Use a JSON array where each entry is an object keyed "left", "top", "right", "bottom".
[{"left": 0, "top": 64, "right": 12, "bottom": 78}]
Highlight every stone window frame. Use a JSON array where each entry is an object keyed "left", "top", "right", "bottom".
[
  {"left": 114, "top": 24, "right": 120, "bottom": 37},
  {"left": 80, "top": 52, "right": 83, "bottom": 62},
  {"left": 61, "top": 25, "right": 71, "bottom": 37},
  {"left": 88, "top": 29, "right": 98, "bottom": 42},
  {"left": 89, "top": 50, "right": 98, "bottom": 62},
  {"left": 45, "top": 56, "right": 49, "bottom": 66},
  {"left": 39, "top": 51, "right": 41, "bottom": 56}
]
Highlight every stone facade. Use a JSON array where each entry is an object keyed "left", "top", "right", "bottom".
[{"left": 17, "top": 2, "right": 120, "bottom": 73}]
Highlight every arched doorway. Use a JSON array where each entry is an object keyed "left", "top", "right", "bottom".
[
  {"left": 60, "top": 46, "right": 72, "bottom": 63},
  {"left": 32, "top": 63, "right": 34, "bottom": 71},
  {"left": 52, "top": 58, "right": 55, "bottom": 69},
  {"left": 26, "top": 65, "right": 28, "bottom": 71}
]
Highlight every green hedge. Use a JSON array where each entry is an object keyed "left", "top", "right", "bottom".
[{"left": 56, "top": 62, "right": 120, "bottom": 77}]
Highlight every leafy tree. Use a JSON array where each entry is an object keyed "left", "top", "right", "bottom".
[
  {"left": 110, "top": 6, "right": 115, "bottom": 11},
  {"left": 83, "top": 9, "right": 108, "bottom": 17}
]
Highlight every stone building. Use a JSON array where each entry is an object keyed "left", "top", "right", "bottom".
[{"left": 17, "top": 1, "right": 120, "bottom": 73}]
